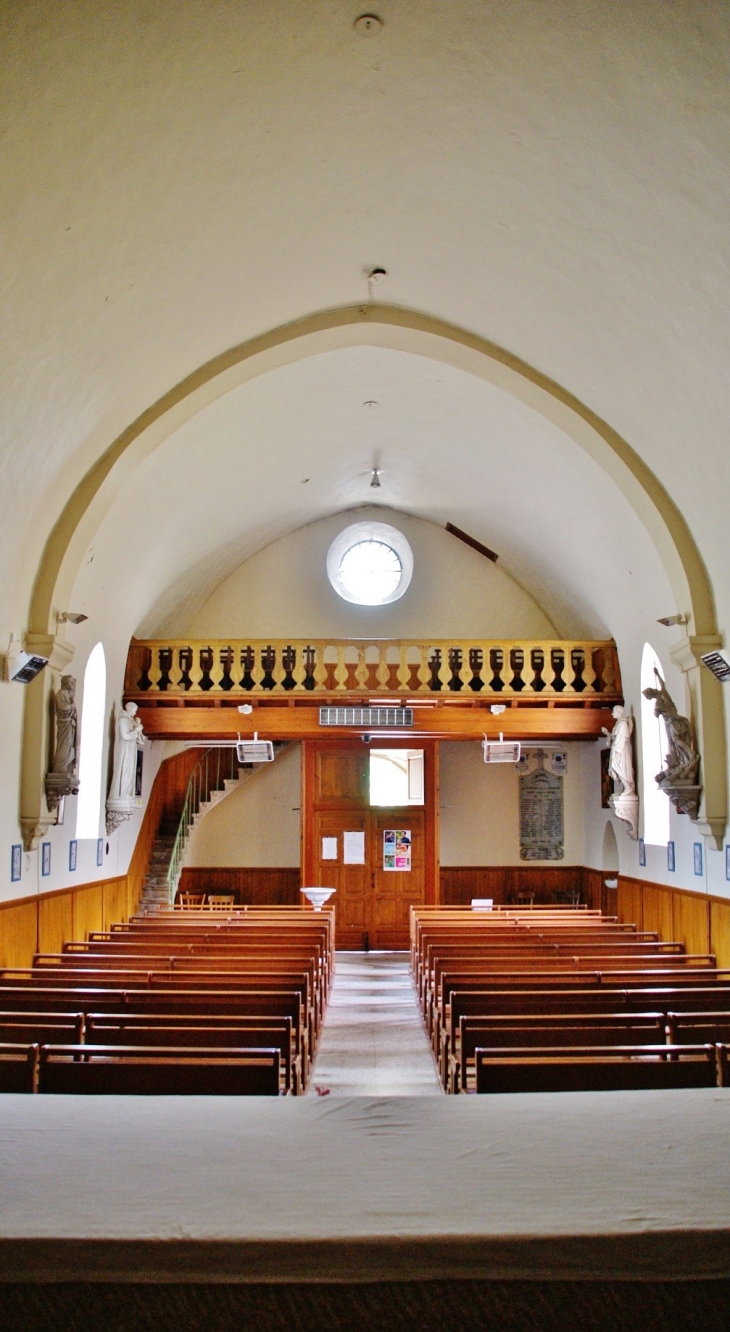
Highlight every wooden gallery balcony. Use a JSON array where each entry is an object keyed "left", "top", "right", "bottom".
[{"left": 124, "top": 639, "right": 623, "bottom": 742}]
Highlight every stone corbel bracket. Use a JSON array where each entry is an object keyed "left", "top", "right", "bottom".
[
  {"left": 670, "top": 635, "right": 727, "bottom": 849},
  {"left": 20, "top": 631, "right": 75, "bottom": 851}
]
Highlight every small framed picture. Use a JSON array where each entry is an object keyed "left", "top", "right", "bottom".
[
  {"left": 68, "top": 840, "right": 77, "bottom": 872},
  {"left": 96, "top": 838, "right": 104, "bottom": 867},
  {"left": 694, "top": 842, "right": 703, "bottom": 877},
  {"left": 667, "top": 841, "right": 676, "bottom": 873},
  {"left": 41, "top": 842, "right": 51, "bottom": 877},
  {"left": 638, "top": 837, "right": 646, "bottom": 868},
  {"left": 10, "top": 845, "right": 21, "bottom": 883},
  {"left": 726, "top": 845, "right": 730, "bottom": 882}
]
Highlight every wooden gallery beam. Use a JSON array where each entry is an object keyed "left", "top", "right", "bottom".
[{"left": 135, "top": 703, "right": 615, "bottom": 743}]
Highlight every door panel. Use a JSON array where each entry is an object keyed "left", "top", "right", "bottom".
[
  {"left": 371, "top": 809, "right": 425, "bottom": 949},
  {"left": 313, "top": 811, "right": 369, "bottom": 945},
  {"left": 316, "top": 749, "right": 368, "bottom": 805},
  {"left": 303, "top": 742, "right": 437, "bottom": 950}
]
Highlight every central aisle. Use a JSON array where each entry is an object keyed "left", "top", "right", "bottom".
[{"left": 308, "top": 951, "right": 442, "bottom": 1096}]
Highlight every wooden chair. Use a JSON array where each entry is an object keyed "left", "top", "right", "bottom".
[
  {"left": 207, "top": 895, "right": 236, "bottom": 909},
  {"left": 177, "top": 893, "right": 206, "bottom": 908},
  {"left": 38, "top": 1045, "right": 280, "bottom": 1095}
]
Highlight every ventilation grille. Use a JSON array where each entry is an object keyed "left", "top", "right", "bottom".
[
  {"left": 701, "top": 650, "right": 730, "bottom": 683},
  {"left": 319, "top": 706, "right": 414, "bottom": 728}
]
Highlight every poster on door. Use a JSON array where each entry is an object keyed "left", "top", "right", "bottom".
[{"left": 383, "top": 829, "right": 411, "bottom": 871}]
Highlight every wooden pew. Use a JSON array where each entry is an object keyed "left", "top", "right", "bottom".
[
  {"left": 86, "top": 1015, "right": 298, "bottom": 1093},
  {"left": 0, "top": 1013, "right": 84, "bottom": 1045},
  {"left": 443, "top": 984, "right": 730, "bottom": 1086},
  {"left": 474, "top": 1044, "right": 718, "bottom": 1093},
  {"left": 455, "top": 1012, "right": 668, "bottom": 1092},
  {"left": 38, "top": 1045, "right": 281, "bottom": 1095},
  {"left": 0, "top": 988, "right": 310, "bottom": 1086},
  {"left": 0, "top": 1043, "right": 38, "bottom": 1093}
]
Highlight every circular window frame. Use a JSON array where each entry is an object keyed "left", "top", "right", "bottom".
[{"left": 326, "top": 521, "right": 414, "bottom": 606}]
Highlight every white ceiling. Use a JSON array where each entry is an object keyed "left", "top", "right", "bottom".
[
  {"left": 2, "top": 0, "right": 728, "bottom": 641},
  {"left": 71, "top": 345, "right": 673, "bottom": 644}
]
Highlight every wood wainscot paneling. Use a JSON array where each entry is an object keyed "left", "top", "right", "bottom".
[
  {"left": 640, "top": 883, "right": 674, "bottom": 942},
  {"left": 37, "top": 890, "right": 74, "bottom": 956},
  {"left": 72, "top": 884, "right": 105, "bottom": 941},
  {"left": 617, "top": 874, "right": 717, "bottom": 958},
  {"left": 617, "top": 878, "right": 643, "bottom": 931},
  {"left": 178, "top": 868, "right": 301, "bottom": 906},
  {"left": 0, "top": 898, "right": 38, "bottom": 969},
  {"left": 439, "top": 866, "right": 585, "bottom": 907},
  {"left": 710, "top": 898, "right": 730, "bottom": 970}
]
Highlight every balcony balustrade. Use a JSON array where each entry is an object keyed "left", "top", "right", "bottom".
[{"left": 125, "top": 638, "right": 622, "bottom": 705}]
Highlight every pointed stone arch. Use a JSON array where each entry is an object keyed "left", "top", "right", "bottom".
[{"left": 20, "top": 304, "right": 725, "bottom": 848}]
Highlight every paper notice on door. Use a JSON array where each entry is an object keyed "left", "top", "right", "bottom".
[
  {"left": 321, "top": 836, "right": 338, "bottom": 861},
  {"left": 383, "top": 829, "right": 411, "bottom": 871},
  {"left": 343, "top": 831, "right": 366, "bottom": 865}
]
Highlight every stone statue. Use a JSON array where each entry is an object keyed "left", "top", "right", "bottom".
[
  {"left": 603, "top": 705, "right": 635, "bottom": 795},
  {"left": 601, "top": 704, "right": 639, "bottom": 839},
  {"left": 45, "top": 675, "right": 80, "bottom": 812},
  {"left": 642, "top": 669, "right": 701, "bottom": 819},
  {"left": 106, "top": 702, "right": 146, "bottom": 832}
]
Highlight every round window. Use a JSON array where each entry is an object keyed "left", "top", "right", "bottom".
[{"left": 327, "top": 522, "right": 414, "bottom": 606}]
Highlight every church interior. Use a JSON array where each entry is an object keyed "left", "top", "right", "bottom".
[{"left": 2, "top": 3, "right": 730, "bottom": 1329}]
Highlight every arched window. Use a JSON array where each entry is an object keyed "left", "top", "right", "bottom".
[
  {"left": 76, "top": 643, "right": 106, "bottom": 839},
  {"left": 640, "top": 642, "right": 670, "bottom": 846}
]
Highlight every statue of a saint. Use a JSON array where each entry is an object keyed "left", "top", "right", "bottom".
[
  {"left": 109, "top": 702, "right": 146, "bottom": 801},
  {"left": 602, "top": 705, "right": 636, "bottom": 796},
  {"left": 52, "top": 675, "right": 78, "bottom": 775},
  {"left": 601, "top": 704, "right": 639, "bottom": 839},
  {"left": 642, "top": 669, "right": 699, "bottom": 785},
  {"left": 45, "top": 675, "right": 80, "bottom": 812}
]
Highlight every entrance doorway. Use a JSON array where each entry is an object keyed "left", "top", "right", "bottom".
[{"left": 302, "top": 741, "right": 439, "bottom": 949}]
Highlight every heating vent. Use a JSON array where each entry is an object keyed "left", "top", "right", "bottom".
[
  {"left": 319, "top": 706, "right": 414, "bottom": 728},
  {"left": 701, "top": 650, "right": 730, "bottom": 683},
  {"left": 236, "top": 733, "right": 275, "bottom": 763}
]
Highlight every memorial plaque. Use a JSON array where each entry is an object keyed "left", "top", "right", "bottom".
[{"left": 520, "top": 764, "right": 564, "bottom": 860}]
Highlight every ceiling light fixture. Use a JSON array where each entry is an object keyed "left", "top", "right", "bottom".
[
  {"left": 58, "top": 611, "right": 88, "bottom": 625},
  {"left": 657, "top": 613, "right": 689, "bottom": 627},
  {"left": 370, "top": 467, "right": 381, "bottom": 488}
]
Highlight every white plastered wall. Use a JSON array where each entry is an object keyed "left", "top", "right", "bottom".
[
  {"left": 186, "top": 744, "right": 301, "bottom": 869},
  {"left": 188, "top": 508, "right": 555, "bottom": 642},
  {"left": 439, "top": 741, "right": 589, "bottom": 868}
]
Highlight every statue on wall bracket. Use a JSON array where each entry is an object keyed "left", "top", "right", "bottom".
[
  {"left": 45, "top": 675, "right": 80, "bottom": 814},
  {"left": 106, "top": 701, "right": 147, "bottom": 833},
  {"left": 642, "top": 669, "right": 701, "bottom": 821},
  {"left": 602, "top": 704, "right": 639, "bottom": 839}
]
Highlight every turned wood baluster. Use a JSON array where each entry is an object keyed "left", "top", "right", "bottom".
[{"left": 147, "top": 645, "right": 164, "bottom": 692}]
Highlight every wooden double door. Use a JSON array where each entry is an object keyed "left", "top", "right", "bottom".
[{"left": 302, "top": 742, "right": 438, "bottom": 950}]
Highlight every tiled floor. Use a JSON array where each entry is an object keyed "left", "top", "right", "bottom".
[{"left": 308, "top": 951, "right": 442, "bottom": 1096}]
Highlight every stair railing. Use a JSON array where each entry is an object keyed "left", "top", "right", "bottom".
[{"left": 165, "top": 746, "right": 238, "bottom": 904}]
